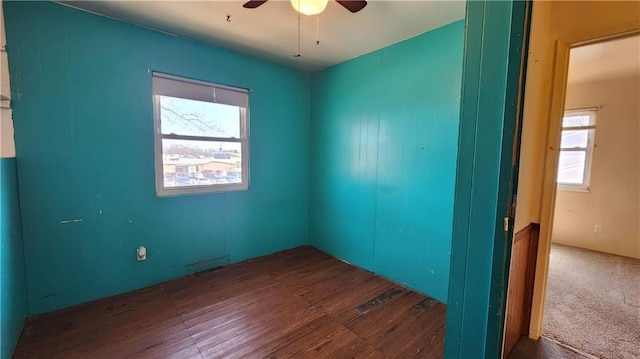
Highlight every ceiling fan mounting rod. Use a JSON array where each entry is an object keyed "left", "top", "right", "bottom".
[
  {"left": 295, "top": 5, "right": 301, "bottom": 58},
  {"left": 316, "top": 14, "right": 320, "bottom": 45}
]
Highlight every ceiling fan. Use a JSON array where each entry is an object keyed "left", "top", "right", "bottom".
[{"left": 243, "top": 0, "right": 368, "bottom": 15}]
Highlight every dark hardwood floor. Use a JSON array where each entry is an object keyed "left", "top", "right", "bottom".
[{"left": 13, "top": 246, "right": 446, "bottom": 358}]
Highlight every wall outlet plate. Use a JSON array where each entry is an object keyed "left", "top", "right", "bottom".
[{"left": 137, "top": 246, "right": 147, "bottom": 261}]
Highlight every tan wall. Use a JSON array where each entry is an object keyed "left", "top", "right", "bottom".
[
  {"left": 514, "top": 0, "right": 640, "bottom": 338},
  {"left": 514, "top": 0, "right": 553, "bottom": 232},
  {"left": 1, "top": 0, "right": 16, "bottom": 158},
  {"left": 514, "top": 0, "right": 640, "bottom": 231},
  {"left": 552, "top": 75, "right": 640, "bottom": 259}
]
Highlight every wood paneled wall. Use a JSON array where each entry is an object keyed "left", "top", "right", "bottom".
[{"left": 503, "top": 223, "right": 540, "bottom": 358}]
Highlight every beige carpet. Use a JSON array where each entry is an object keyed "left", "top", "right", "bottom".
[{"left": 543, "top": 244, "right": 640, "bottom": 359}]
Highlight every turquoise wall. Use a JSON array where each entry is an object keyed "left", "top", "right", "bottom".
[
  {"left": 445, "top": 1, "right": 528, "bottom": 357},
  {"left": 4, "top": 1, "right": 310, "bottom": 315},
  {"left": 0, "top": 158, "right": 28, "bottom": 359},
  {"left": 309, "top": 21, "right": 464, "bottom": 302}
]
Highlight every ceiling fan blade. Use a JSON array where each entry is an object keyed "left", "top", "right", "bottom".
[
  {"left": 243, "top": 0, "right": 269, "bottom": 9},
  {"left": 335, "top": 0, "right": 367, "bottom": 13}
]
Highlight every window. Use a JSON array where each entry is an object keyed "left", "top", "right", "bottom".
[
  {"left": 152, "top": 72, "right": 249, "bottom": 196},
  {"left": 557, "top": 108, "right": 596, "bottom": 191}
]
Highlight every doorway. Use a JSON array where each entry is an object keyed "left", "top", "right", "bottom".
[
  {"left": 541, "top": 34, "right": 640, "bottom": 358},
  {"left": 502, "top": 1, "right": 640, "bottom": 357}
]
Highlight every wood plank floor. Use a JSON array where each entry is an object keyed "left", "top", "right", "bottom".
[{"left": 13, "top": 246, "right": 446, "bottom": 359}]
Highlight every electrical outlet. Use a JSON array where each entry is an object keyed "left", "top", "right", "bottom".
[
  {"left": 594, "top": 225, "right": 602, "bottom": 233},
  {"left": 137, "top": 246, "right": 147, "bottom": 261}
]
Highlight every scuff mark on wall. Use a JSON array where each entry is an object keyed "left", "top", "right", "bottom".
[{"left": 60, "top": 219, "right": 83, "bottom": 224}]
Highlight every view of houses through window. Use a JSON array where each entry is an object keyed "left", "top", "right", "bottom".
[
  {"left": 159, "top": 96, "right": 244, "bottom": 189},
  {"left": 162, "top": 139, "right": 242, "bottom": 187}
]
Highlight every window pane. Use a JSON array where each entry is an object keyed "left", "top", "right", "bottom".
[
  {"left": 560, "top": 129, "right": 589, "bottom": 149},
  {"left": 557, "top": 151, "right": 586, "bottom": 184},
  {"left": 162, "top": 139, "right": 242, "bottom": 187},
  {"left": 159, "top": 96, "right": 240, "bottom": 138},
  {"left": 562, "top": 115, "right": 592, "bottom": 128}
]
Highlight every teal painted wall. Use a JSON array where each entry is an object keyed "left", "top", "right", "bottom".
[
  {"left": 0, "top": 158, "right": 28, "bottom": 359},
  {"left": 309, "top": 21, "right": 464, "bottom": 302},
  {"left": 445, "top": 1, "right": 528, "bottom": 357},
  {"left": 4, "top": 1, "right": 310, "bottom": 315}
]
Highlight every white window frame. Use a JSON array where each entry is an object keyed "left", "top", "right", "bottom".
[
  {"left": 152, "top": 72, "right": 249, "bottom": 196},
  {"left": 557, "top": 108, "right": 596, "bottom": 192}
]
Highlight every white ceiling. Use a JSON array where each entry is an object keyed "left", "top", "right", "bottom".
[
  {"left": 59, "top": 0, "right": 466, "bottom": 72},
  {"left": 568, "top": 34, "right": 640, "bottom": 84}
]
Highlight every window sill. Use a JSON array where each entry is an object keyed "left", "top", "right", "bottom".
[
  {"left": 157, "top": 183, "right": 249, "bottom": 197},
  {"left": 557, "top": 185, "right": 589, "bottom": 193}
]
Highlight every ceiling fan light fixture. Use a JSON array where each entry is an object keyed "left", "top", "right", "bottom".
[{"left": 290, "top": 0, "right": 328, "bottom": 16}]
